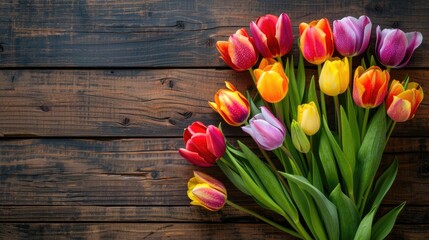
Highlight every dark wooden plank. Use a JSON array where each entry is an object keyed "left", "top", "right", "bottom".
[
  {"left": 0, "top": 69, "right": 428, "bottom": 137},
  {"left": 0, "top": 223, "right": 426, "bottom": 240},
  {"left": 0, "top": 0, "right": 427, "bottom": 67},
  {"left": 0, "top": 205, "right": 427, "bottom": 225},
  {"left": 0, "top": 138, "right": 427, "bottom": 205}
]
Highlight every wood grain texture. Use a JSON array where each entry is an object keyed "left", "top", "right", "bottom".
[
  {"left": 0, "top": 69, "right": 428, "bottom": 137},
  {"left": 0, "top": 0, "right": 427, "bottom": 67},
  {"left": 0, "top": 138, "right": 427, "bottom": 206}
]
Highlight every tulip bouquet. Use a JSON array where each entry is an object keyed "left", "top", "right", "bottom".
[{"left": 180, "top": 13, "right": 423, "bottom": 239}]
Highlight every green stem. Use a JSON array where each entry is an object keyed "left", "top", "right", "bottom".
[
  {"left": 260, "top": 149, "right": 291, "bottom": 194},
  {"left": 275, "top": 101, "right": 284, "bottom": 125},
  {"left": 385, "top": 120, "right": 397, "bottom": 148},
  {"left": 334, "top": 95, "right": 342, "bottom": 146},
  {"left": 361, "top": 108, "right": 370, "bottom": 142},
  {"left": 320, "top": 91, "right": 327, "bottom": 121},
  {"left": 276, "top": 56, "right": 284, "bottom": 67},
  {"left": 248, "top": 68, "right": 257, "bottom": 86},
  {"left": 348, "top": 56, "right": 353, "bottom": 88},
  {"left": 226, "top": 200, "right": 303, "bottom": 239},
  {"left": 280, "top": 145, "right": 304, "bottom": 176}
]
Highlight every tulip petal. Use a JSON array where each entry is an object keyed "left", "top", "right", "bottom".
[
  {"left": 184, "top": 121, "right": 207, "bottom": 143},
  {"left": 206, "top": 125, "right": 226, "bottom": 158},
  {"left": 396, "top": 31, "right": 423, "bottom": 68},
  {"left": 357, "top": 15, "right": 372, "bottom": 55},
  {"left": 229, "top": 32, "right": 257, "bottom": 70},
  {"left": 190, "top": 183, "right": 227, "bottom": 211},
  {"left": 216, "top": 41, "right": 239, "bottom": 71},
  {"left": 260, "top": 106, "right": 285, "bottom": 135},
  {"left": 249, "top": 119, "right": 284, "bottom": 150},
  {"left": 376, "top": 27, "right": 407, "bottom": 67},
  {"left": 250, "top": 21, "right": 273, "bottom": 58},
  {"left": 276, "top": 13, "right": 293, "bottom": 56},
  {"left": 186, "top": 134, "right": 217, "bottom": 165},
  {"left": 300, "top": 26, "right": 328, "bottom": 65},
  {"left": 179, "top": 148, "right": 213, "bottom": 167},
  {"left": 194, "top": 171, "right": 227, "bottom": 194},
  {"left": 387, "top": 96, "right": 411, "bottom": 122}
]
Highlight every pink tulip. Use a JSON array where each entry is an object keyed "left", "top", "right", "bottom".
[
  {"left": 386, "top": 80, "right": 424, "bottom": 122},
  {"left": 376, "top": 26, "right": 423, "bottom": 68},
  {"left": 216, "top": 28, "right": 258, "bottom": 71},
  {"left": 333, "top": 15, "right": 372, "bottom": 57},
  {"left": 242, "top": 106, "right": 285, "bottom": 150},
  {"left": 187, "top": 171, "right": 227, "bottom": 211},
  {"left": 250, "top": 13, "right": 293, "bottom": 58},
  {"left": 179, "top": 122, "right": 226, "bottom": 167}
]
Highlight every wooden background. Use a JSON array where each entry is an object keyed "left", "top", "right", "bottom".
[{"left": 0, "top": 0, "right": 428, "bottom": 239}]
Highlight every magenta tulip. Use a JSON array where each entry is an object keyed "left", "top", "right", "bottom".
[
  {"left": 241, "top": 106, "right": 285, "bottom": 150},
  {"left": 179, "top": 122, "right": 226, "bottom": 167},
  {"left": 333, "top": 15, "right": 372, "bottom": 57},
  {"left": 376, "top": 26, "right": 423, "bottom": 68},
  {"left": 250, "top": 13, "right": 293, "bottom": 58}
]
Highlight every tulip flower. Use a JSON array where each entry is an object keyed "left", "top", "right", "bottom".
[
  {"left": 333, "top": 15, "right": 372, "bottom": 57},
  {"left": 319, "top": 57, "right": 350, "bottom": 96},
  {"left": 216, "top": 28, "right": 258, "bottom": 71},
  {"left": 187, "top": 171, "right": 227, "bottom": 211},
  {"left": 291, "top": 120, "right": 311, "bottom": 153},
  {"left": 297, "top": 101, "right": 320, "bottom": 136},
  {"left": 179, "top": 121, "right": 226, "bottom": 167},
  {"left": 386, "top": 80, "right": 424, "bottom": 122},
  {"left": 299, "top": 18, "right": 334, "bottom": 65},
  {"left": 209, "top": 81, "right": 250, "bottom": 126},
  {"left": 353, "top": 66, "right": 389, "bottom": 108},
  {"left": 250, "top": 13, "right": 293, "bottom": 58},
  {"left": 376, "top": 26, "right": 423, "bottom": 68},
  {"left": 242, "top": 106, "right": 286, "bottom": 150},
  {"left": 253, "top": 58, "right": 289, "bottom": 103}
]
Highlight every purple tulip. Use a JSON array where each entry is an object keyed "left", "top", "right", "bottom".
[
  {"left": 333, "top": 15, "right": 372, "bottom": 57},
  {"left": 250, "top": 13, "right": 293, "bottom": 58},
  {"left": 241, "top": 106, "right": 286, "bottom": 150},
  {"left": 376, "top": 26, "right": 423, "bottom": 68}
]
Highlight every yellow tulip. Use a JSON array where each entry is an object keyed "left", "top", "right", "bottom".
[
  {"left": 319, "top": 57, "right": 349, "bottom": 96},
  {"left": 297, "top": 102, "right": 320, "bottom": 136},
  {"left": 187, "top": 171, "right": 227, "bottom": 211}
]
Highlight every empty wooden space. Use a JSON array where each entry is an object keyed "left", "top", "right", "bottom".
[{"left": 0, "top": 1, "right": 428, "bottom": 239}]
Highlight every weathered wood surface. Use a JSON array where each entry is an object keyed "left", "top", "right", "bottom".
[
  {"left": 0, "top": 0, "right": 428, "bottom": 68},
  {"left": 0, "top": 69, "right": 428, "bottom": 137},
  {"left": 0, "top": 0, "right": 428, "bottom": 239}
]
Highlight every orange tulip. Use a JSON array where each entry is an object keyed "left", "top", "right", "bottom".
[
  {"left": 253, "top": 58, "right": 289, "bottom": 103},
  {"left": 299, "top": 18, "right": 334, "bottom": 65},
  {"left": 386, "top": 80, "right": 424, "bottom": 122},
  {"left": 209, "top": 81, "right": 250, "bottom": 126},
  {"left": 216, "top": 28, "right": 258, "bottom": 71},
  {"left": 353, "top": 66, "right": 389, "bottom": 108}
]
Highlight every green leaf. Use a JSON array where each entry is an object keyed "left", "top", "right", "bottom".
[
  {"left": 355, "top": 105, "right": 387, "bottom": 207},
  {"left": 371, "top": 202, "right": 406, "bottom": 240},
  {"left": 311, "top": 152, "right": 324, "bottom": 193},
  {"left": 282, "top": 173, "right": 339, "bottom": 240},
  {"left": 353, "top": 208, "right": 376, "bottom": 240},
  {"left": 340, "top": 106, "right": 356, "bottom": 171},
  {"left": 246, "top": 91, "right": 261, "bottom": 118},
  {"left": 238, "top": 141, "right": 298, "bottom": 220},
  {"left": 346, "top": 89, "right": 361, "bottom": 151},
  {"left": 306, "top": 76, "right": 320, "bottom": 112},
  {"left": 288, "top": 181, "right": 327, "bottom": 240},
  {"left": 297, "top": 51, "right": 306, "bottom": 103},
  {"left": 217, "top": 159, "right": 251, "bottom": 196},
  {"left": 318, "top": 130, "right": 340, "bottom": 193},
  {"left": 227, "top": 150, "right": 286, "bottom": 216},
  {"left": 322, "top": 117, "right": 354, "bottom": 198},
  {"left": 329, "top": 185, "right": 360, "bottom": 240},
  {"left": 366, "top": 159, "right": 398, "bottom": 213}
]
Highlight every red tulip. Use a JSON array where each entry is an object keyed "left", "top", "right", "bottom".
[
  {"left": 299, "top": 18, "right": 334, "bottom": 65},
  {"left": 250, "top": 13, "right": 293, "bottom": 58},
  {"left": 179, "top": 122, "right": 226, "bottom": 167},
  {"left": 353, "top": 66, "right": 389, "bottom": 108}
]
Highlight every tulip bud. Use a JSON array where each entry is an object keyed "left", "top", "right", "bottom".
[
  {"left": 250, "top": 13, "right": 293, "bottom": 58},
  {"left": 187, "top": 171, "right": 227, "bottom": 211},
  {"left": 353, "top": 66, "right": 389, "bottom": 108},
  {"left": 297, "top": 102, "right": 320, "bottom": 136},
  {"left": 253, "top": 58, "right": 289, "bottom": 103},
  {"left": 333, "top": 15, "right": 372, "bottom": 57},
  {"left": 179, "top": 122, "right": 226, "bottom": 167},
  {"left": 376, "top": 26, "right": 423, "bottom": 68},
  {"left": 242, "top": 106, "right": 286, "bottom": 150},
  {"left": 291, "top": 120, "right": 311, "bottom": 153},
  {"left": 386, "top": 80, "right": 424, "bottom": 122},
  {"left": 209, "top": 81, "right": 250, "bottom": 126},
  {"left": 319, "top": 57, "right": 350, "bottom": 96},
  {"left": 299, "top": 18, "right": 334, "bottom": 65},
  {"left": 216, "top": 28, "right": 258, "bottom": 71}
]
